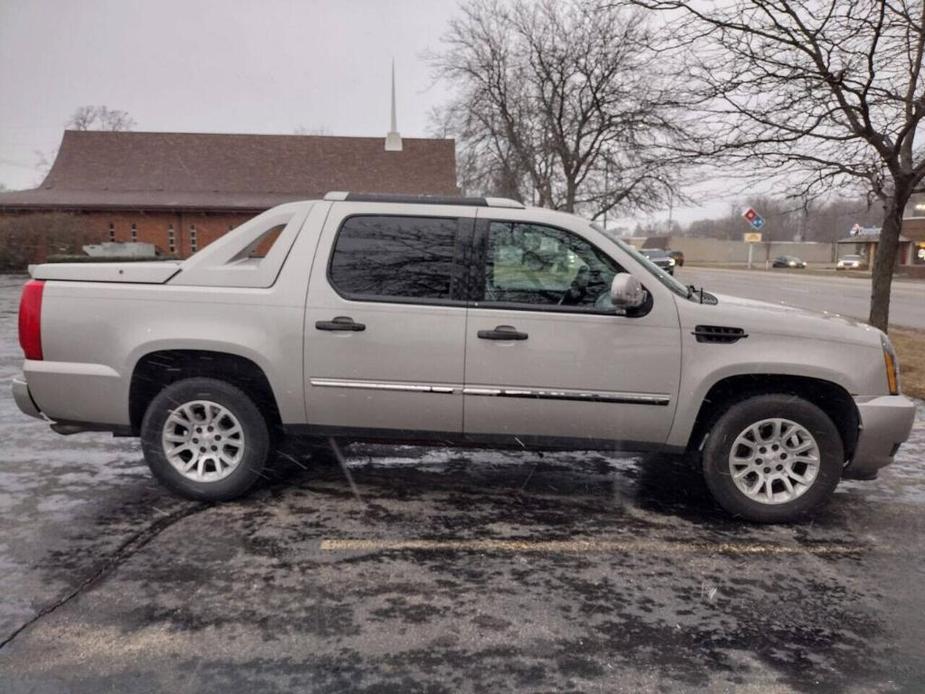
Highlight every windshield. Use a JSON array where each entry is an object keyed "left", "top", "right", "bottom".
[{"left": 593, "top": 225, "right": 691, "bottom": 298}]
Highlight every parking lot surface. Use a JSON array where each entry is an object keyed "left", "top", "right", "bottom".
[
  {"left": 678, "top": 267, "right": 925, "bottom": 329},
  {"left": 1, "top": 274, "right": 924, "bottom": 692}
]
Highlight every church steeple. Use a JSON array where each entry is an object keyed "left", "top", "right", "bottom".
[{"left": 385, "top": 59, "right": 403, "bottom": 151}]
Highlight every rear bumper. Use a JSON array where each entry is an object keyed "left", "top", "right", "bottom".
[
  {"left": 12, "top": 376, "right": 43, "bottom": 420},
  {"left": 21, "top": 359, "right": 129, "bottom": 426},
  {"left": 843, "top": 394, "right": 917, "bottom": 480}
]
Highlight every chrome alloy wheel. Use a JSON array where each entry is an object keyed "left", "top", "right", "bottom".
[
  {"left": 161, "top": 400, "right": 245, "bottom": 482},
  {"left": 728, "top": 418, "right": 820, "bottom": 505}
]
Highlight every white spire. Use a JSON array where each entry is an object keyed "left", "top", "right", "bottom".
[{"left": 385, "top": 58, "right": 403, "bottom": 151}]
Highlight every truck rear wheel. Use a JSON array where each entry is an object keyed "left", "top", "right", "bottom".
[
  {"left": 701, "top": 394, "right": 843, "bottom": 523},
  {"left": 140, "top": 377, "right": 270, "bottom": 501}
]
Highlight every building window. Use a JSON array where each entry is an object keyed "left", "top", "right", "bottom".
[
  {"left": 905, "top": 192, "right": 925, "bottom": 219},
  {"left": 190, "top": 225, "right": 198, "bottom": 252},
  {"left": 167, "top": 224, "right": 176, "bottom": 255},
  {"left": 108, "top": 223, "right": 115, "bottom": 242},
  {"left": 130, "top": 224, "right": 137, "bottom": 242}
]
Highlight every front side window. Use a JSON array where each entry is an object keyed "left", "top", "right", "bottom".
[
  {"left": 481, "top": 222, "right": 620, "bottom": 310},
  {"left": 329, "top": 215, "right": 461, "bottom": 301}
]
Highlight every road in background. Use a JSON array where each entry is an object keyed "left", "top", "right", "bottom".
[{"left": 678, "top": 267, "right": 925, "bottom": 329}]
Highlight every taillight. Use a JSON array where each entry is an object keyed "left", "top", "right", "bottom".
[{"left": 18, "top": 280, "right": 45, "bottom": 360}]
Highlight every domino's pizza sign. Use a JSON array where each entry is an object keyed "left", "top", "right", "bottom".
[{"left": 742, "top": 207, "right": 765, "bottom": 230}]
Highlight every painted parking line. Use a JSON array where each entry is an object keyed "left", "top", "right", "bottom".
[{"left": 320, "top": 538, "right": 865, "bottom": 556}]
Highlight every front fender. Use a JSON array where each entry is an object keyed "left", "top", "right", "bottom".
[{"left": 666, "top": 333, "right": 881, "bottom": 449}]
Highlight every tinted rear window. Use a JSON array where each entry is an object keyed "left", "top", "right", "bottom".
[{"left": 329, "top": 215, "right": 460, "bottom": 301}]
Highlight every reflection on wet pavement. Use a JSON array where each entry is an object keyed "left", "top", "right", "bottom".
[{"left": 1, "top": 274, "right": 924, "bottom": 692}]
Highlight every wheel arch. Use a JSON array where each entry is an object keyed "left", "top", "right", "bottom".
[
  {"left": 129, "top": 349, "right": 283, "bottom": 434},
  {"left": 685, "top": 374, "right": 860, "bottom": 460}
]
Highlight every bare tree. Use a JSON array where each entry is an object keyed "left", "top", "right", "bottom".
[
  {"left": 67, "top": 105, "right": 136, "bottom": 131},
  {"left": 629, "top": 1, "right": 925, "bottom": 331},
  {"left": 34, "top": 106, "right": 136, "bottom": 176},
  {"left": 431, "top": 0, "right": 687, "bottom": 220}
]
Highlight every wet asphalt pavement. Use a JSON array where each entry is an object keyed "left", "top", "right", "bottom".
[{"left": 1, "top": 274, "right": 924, "bottom": 693}]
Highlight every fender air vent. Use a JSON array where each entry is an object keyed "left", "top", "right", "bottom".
[{"left": 692, "top": 325, "right": 748, "bottom": 344}]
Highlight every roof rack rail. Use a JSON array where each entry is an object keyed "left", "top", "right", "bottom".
[{"left": 324, "top": 191, "right": 525, "bottom": 209}]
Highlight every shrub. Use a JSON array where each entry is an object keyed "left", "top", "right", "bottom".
[{"left": 0, "top": 213, "right": 103, "bottom": 271}]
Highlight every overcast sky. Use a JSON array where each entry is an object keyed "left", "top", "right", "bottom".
[{"left": 0, "top": 0, "right": 727, "bottom": 225}]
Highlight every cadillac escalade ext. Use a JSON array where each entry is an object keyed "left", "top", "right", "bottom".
[{"left": 12, "top": 193, "right": 917, "bottom": 522}]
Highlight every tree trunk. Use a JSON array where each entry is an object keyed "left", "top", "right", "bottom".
[{"left": 868, "top": 194, "right": 906, "bottom": 332}]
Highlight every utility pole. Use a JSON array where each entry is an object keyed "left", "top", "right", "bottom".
[
  {"left": 602, "top": 163, "right": 610, "bottom": 232},
  {"left": 666, "top": 190, "right": 674, "bottom": 236}
]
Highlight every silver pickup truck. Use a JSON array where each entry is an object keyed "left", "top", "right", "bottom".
[{"left": 13, "top": 192, "right": 916, "bottom": 522}]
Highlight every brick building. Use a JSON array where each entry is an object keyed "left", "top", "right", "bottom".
[
  {"left": 0, "top": 129, "right": 458, "bottom": 259},
  {"left": 903, "top": 188, "right": 925, "bottom": 265}
]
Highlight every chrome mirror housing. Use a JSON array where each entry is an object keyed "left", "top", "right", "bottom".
[{"left": 610, "top": 272, "right": 645, "bottom": 309}]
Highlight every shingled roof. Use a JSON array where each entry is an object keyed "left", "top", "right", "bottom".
[{"left": 0, "top": 130, "right": 458, "bottom": 211}]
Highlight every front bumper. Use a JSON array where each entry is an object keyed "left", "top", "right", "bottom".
[
  {"left": 12, "top": 376, "right": 43, "bottom": 420},
  {"left": 843, "top": 394, "right": 917, "bottom": 480}
]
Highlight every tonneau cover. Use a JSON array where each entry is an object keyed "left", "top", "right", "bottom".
[{"left": 30, "top": 261, "right": 182, "bottom": 284}]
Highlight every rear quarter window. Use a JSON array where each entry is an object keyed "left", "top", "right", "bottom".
[{"left": 328, "top": 215, "right": 462, "bottom": 302}]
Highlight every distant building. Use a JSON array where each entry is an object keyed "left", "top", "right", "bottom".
[
  {"left": 904, "top": 188, "right": 925, "bottom": 265},
  {"left": 837, "top": 192, "right": 925, "bottom": 267},
  {"left": 0, "top": 129, "right": 458, "bottom": 259}
]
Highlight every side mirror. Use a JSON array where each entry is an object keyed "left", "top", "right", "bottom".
[{"left": 610, "top": 272, "right": 646, "bottom": 309}]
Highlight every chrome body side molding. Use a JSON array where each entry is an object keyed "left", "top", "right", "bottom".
[
  {"left": 463, "top": 387, "right": 670, "bottom": 406},
  {"left": 310, "top": 379, "right": 457, "bottom": 394},
  {"left": 310, "top": 379, "right": 669, "bottom": 406}
]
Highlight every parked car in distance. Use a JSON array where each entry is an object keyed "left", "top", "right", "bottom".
[
  {"left": 668, "top": 249, "right": 685, "bottom": 267},
  {"left": 836, "top": 254, "right": 867, "bottom": 270},
  {"left": 13, "top": 192, "right": 916, "bottom": 523},
  {"left": 639, "top": 248, "right": 676, "bottom": 275},
  {"left": 772, "top": 255, "right": 806, "bottom": 269}
]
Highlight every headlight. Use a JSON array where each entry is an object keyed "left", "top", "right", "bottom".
[
  {"left": 668, "top": 258, "right": 676, "bottom": 266},
  {"left": 882, "top": 335, "right": 900, "bottom": 395}
]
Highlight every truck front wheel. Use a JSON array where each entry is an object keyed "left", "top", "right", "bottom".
[
  {"left": 701, "top": 394, "right": 843, "bottom": 523},
  {"left": 140, "top": 377, "right": 270, "bottom": 501}
]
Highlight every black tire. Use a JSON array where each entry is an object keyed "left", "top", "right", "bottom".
[
  {"left": 140, "top": 377, "right": 270, "bottom": 501},
  {"left": 701, "top": 394, "right": 843, "bottom": 523}
]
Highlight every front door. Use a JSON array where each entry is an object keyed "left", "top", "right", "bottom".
[
  {"left": 463, "top": 216, "right": 681, "bottom": 448},
  {"left": 304, "top": 204, "right": 473, "bottom": 435}
]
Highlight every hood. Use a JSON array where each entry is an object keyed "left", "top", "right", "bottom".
[{"left": 689, "top": 292, "right": 883, "bottom": 348}]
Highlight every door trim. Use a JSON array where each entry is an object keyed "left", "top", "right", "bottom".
[
  {"left": 310, "top": 378, "right": 668, "bottom": 405},
  {"left": 463, "top": 386, "right": 670, "bottom": 406},
  {"left": 310, "top": 378, "right": 459, "bottom": 394}
]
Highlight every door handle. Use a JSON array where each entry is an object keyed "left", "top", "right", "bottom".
[
  {"left": 477, "top": 325, "right": 528, "bottom": 340},
  {"left": 315, "top": 316, "right": 366, "bottom": 332}
]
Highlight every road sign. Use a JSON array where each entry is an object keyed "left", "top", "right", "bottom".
[
  {"left": 742, "top": 207, "right": 766, "bottom": 230},
  {"left": 743, "top": 232, "right": 763, "bottom": 243}
]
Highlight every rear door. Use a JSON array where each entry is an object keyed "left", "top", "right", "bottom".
[
  {"left": 463, "top": 213, "right": 681, "bottom": 448},
  {"left": 304, "top": 203, "right": 474, "bottom": 435}
]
